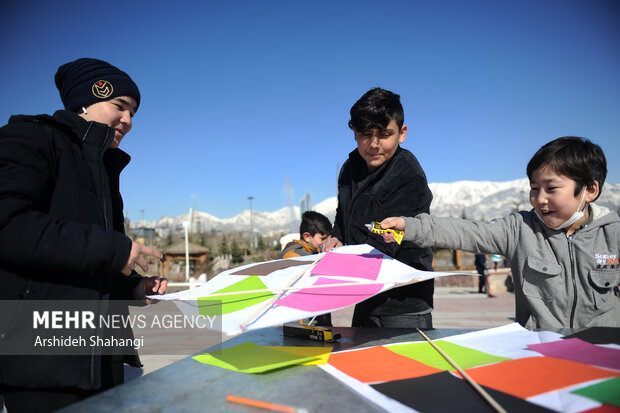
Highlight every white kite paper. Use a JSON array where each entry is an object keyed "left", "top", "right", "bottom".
[{"left": 152, "top": 244, "right": 461, "bottom": 336}]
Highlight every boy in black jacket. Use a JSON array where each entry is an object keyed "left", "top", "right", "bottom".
[
  {"left": 0, "top": 58, "right": 166, "bottom": 413},
  {"left": 323, "top": 87, "right": 434, "bottom": 328}
]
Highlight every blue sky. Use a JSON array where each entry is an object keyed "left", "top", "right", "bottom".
[{"left": 1, "top": 0, "right": 618, "bottom": 221}]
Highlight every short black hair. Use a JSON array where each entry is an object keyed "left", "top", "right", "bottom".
[
  {"left": 348, "top": 87, "right": 404, "bottom": 132},
  {"left": 299, "top": 211, "right": 332, "bottom": 237},
  {"left": 526, "top": 136, "right": 607, "bottom": 201}
]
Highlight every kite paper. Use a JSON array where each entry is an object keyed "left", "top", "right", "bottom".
[
  {"left": 562, "top": 328, "right": 620, "bottom": 345},
  {"left": 371, "top": 371, "right": 556, "bottom": 413},
  {"left": 327, "top": 345, "right": 442, "bottom": 384},
  {"left": 320, "top": 323, "right": 620, "bottom": 413},
  {"left": 386, "top": 340, "right": 511, "bottom": 371},
  {"left": 583, "top": 406, "right": 620, "bottom": 413},
  {"left": 461, "top": 357, "right": 620, "bottom": 399},
  {"left": 440, "top": 322, "right": 563, "bottom": 359},
  {"left": 266, "top": 346, "right": 332, "bottom": 366},
  {"left": 230, "top": 259, "right": 309, "bottom": 276},
  {"left": 192, "top": 342, "right": 318, "bottom": 373},
  {"left": 151, "top": 244, "right": 461, "bottom": 336},
  {"left": 572, "top": 377, "right": 620, "bottom": 408},
  {"left": 275, "top": 277, "right": 383, "bottom": 312},
  {"left": 198, "top": 276, "right": 274, "bottom": 316},
  {"left": 310, "top": 252, "right": 383, "bottom": 280},
  {"left": 527, "top": 338, "right": 620, "bottom": 371}
]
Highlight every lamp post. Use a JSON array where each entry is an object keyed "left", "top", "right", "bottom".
[
  {"left": 183, "top": 221, "right": 190, "bottom": 282},
  {"left": 248, "top": 196, "right": 254, "bottom": 248}
]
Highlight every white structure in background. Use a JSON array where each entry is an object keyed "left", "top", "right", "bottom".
[
  {"left": 279, "top": 232, "right": 299, "bottom": 250},
  {"left": 182, "top": 221, "right": 190, "bottom": 282},
  {"left": 182, "top": 207, "right": 194, "bottom": 282},
  {"left": 300, "top": 193, "right": 312, "bottom": 214}
]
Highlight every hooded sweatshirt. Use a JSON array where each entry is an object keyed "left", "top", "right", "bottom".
[{"left": 403, "top": 204, "right": 620, "bottom": 329}]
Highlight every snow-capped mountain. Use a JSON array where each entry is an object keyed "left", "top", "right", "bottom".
[{"left": 131, "top": 179, "right": 620, "bottom": 234}]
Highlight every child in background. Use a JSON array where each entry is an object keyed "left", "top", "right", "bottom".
[
  {"left": 380, "top": 137, "right": 619, "bottom": 329},
  {"left": 279, "top": 211, "right": 333, "bottom": 326},
  {"left": 279, "top": 211, "right": 332, "bottom": 259}
]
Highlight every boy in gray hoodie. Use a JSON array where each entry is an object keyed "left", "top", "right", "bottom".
[{"left": 380, "top": 137, "right": 619, "bottom": 329}]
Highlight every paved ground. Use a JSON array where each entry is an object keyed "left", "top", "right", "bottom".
[
  {"left": 432, "top": 287, "right": 516, "bottom": 328},
  {"left": 330, "top": 287, "right": 516, "bottom": 328}
]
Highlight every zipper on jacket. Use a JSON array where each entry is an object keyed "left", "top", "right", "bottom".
[
  {"left": 81, "top": 121, "right": 111, "bottom": 230},
  {"left": 99, "top": 162, "right": 109, "bottom": 230},
  {"left": 77, "top": 119, "right": 111, "bottom": 387},
  {"left": 81, "top": 122, "right": 93, "bottom": 142},
  {"left": 567, "top": 235, "right": 578, "bottom": 328},
  {"left": 98, "top": 127, "right": 114, "bottom": 230},
  {"left": 89, "top": 127, "right": 110, "bottom": 386}
]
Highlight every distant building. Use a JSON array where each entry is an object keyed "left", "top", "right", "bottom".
[
  {"left": 131, "top": 227, "right": 156, "bottom": 245},
  {"left": 160, "top": 241, "right": 209, "bottom": 279},
  {"left": 300, "top": 193, "right": 312, "bottom": 215},
  {"left": 192, "top": 217, "right": 202, "bottom": 233}
]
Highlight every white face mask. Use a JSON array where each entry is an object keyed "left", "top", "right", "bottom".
[{"left": 535, "top": 190, "right": 587, "bottom": 230}]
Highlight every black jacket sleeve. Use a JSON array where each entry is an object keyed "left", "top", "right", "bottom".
[{"left": 330, "top": 161, "right": 348, "bottom": 242}]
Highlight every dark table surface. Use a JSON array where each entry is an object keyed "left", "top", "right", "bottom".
[{"left": 59, "top": 327, "right": 478, "bottom": 413}]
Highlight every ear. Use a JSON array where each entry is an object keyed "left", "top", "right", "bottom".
[
  {"left": 398, "top": 125, "right": 407, "bottom": 144},
  {"left": 301, "top": 232, "right": 312, "bottom": 243},
  {"left": 353, "top": 130, "right": 361, "bottom": 142},
  {"left": 585, "top": 181, "right": 600, "bottom": 203}
]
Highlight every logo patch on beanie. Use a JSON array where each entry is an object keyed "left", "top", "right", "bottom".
[{"left": 92, "top": 80, "right": 114, "bottom": 99}]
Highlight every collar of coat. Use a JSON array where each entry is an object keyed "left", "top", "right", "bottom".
[
  {"left": 8, "top": 110, "right": 130, "bottom": 171},
  {"left": 348, "top": 145, "right": 403, "bottom": 182}
]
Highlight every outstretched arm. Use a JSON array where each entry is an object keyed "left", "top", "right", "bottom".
[{"left": 380, "top": 214, "right": 518, "bottom": 257}]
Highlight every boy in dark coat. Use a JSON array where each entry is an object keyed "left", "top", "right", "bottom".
[
  {"left": 323, "top": 88, "right": 434, "bottom": 328},
  {"left": 0, "top": 58, "right": 166, "bottom": 412}
]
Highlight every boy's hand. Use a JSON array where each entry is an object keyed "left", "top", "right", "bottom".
[
  {"left": 122, "top": 242, "right": 164, "bottom": 276},
  {"left": 321, "top": 237, "right": 343, "bottom": 252},
  {"left": 133, "top": 275, "right": 168, "bottom": 304},
  {"left": 379, "top": 217, "right": 405, "bottom": 243}
]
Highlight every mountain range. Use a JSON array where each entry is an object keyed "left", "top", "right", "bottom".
[{"left": 131, "top": 178, "right": 620, "bottom": 235}]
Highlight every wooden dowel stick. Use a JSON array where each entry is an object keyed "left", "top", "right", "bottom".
[{"left": 416, "top": 328, "right": 507, "bottom": 413}]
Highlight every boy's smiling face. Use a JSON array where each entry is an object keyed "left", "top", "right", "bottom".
[
  {"left": 354, "top": 119, "right": 406, "bottom": 171},
  {"left": 80, "top": 96, "right": 137, "bottom": 148},
  {"left": 529, "top": 165, "right": 598, "bottom": 234}
]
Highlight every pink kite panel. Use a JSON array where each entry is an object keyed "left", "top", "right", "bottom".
[
  {"left": 310, "top": 252, "right": 383, "bottom": 280},
  {"left": 275, "top": 277, "right": 383, "bottom": 312},
  {"left": 528, "top": 338, "right": 620, "bottom": 371}
]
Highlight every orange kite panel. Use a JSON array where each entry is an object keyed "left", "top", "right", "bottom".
[
  {"left": 462, "top": 357, "right": 620, "bottom": 399},
  {"left": 328, "top": 345, "right": 442, "bottom": 384}
]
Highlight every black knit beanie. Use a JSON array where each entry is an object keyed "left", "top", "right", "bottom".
[{"left": 54, "top": 58, "right": 141, "bottom": 113}]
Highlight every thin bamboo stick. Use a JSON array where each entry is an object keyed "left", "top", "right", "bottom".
[{"left": 416, "top": 328, "right": 507, "bottom": 413}]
